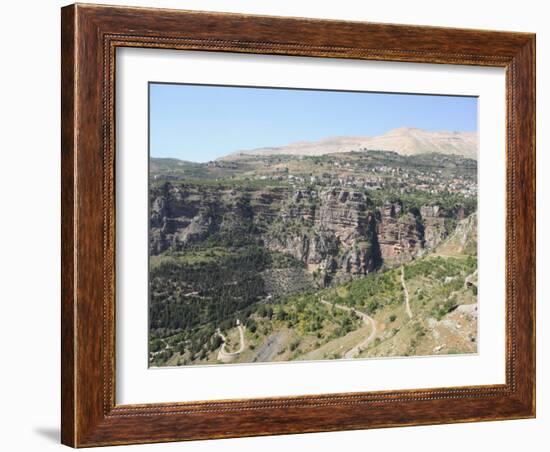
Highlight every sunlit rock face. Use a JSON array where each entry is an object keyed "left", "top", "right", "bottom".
[{"left": 150, "top": 184, "right": 461, "bottom": 286}]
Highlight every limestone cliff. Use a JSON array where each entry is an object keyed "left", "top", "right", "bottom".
[{"left": 150, "top": 183, "right": 466, "bottom": 286}]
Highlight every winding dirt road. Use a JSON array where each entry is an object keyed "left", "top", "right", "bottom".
[
  {"left": 320, "top": 299, "right": 378, "bottom": 359},
  {"left": 217, "top": 321, "right": 245, "bottom": 362},
  {"left": 400, "top": 266, "right": 413, "bottom": 319}
]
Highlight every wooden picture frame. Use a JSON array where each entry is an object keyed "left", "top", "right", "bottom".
[{"left": 61, "top": 3, "right": 535, "bottom": 447}]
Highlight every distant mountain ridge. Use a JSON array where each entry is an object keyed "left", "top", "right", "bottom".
[{"left": 219, "top": 127, "right": 478, "bottom": 160}]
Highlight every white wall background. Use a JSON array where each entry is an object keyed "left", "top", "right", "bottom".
[{"left": 0, "top": 1, "right": 545, "bottom": 450}]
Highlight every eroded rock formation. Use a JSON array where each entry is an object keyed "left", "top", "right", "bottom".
[{"left": 150, "top": 183, "right": 461, "bottom": 286}]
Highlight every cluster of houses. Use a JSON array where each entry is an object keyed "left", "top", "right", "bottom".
[
  {"left": 251, "top": 162, "right": 476, "bottom": 198},
  {"left": 152, "top": 151, "right": 477, "bottom": 198}
]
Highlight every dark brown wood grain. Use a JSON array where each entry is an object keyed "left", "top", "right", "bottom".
[
  {"left": 61, "top": 3, "right": 536, "bottom": 447},
  {"left": 60, "top": 5, "right": 76, "bottom": 447}
]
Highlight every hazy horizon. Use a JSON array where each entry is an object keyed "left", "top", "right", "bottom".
[{"left": 150, "top": 83, "right": 478, "bottom": 163}]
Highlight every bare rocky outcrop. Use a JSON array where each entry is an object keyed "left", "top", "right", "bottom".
[
  {"left": 420, "top": 205, "right": 448, "bottom": 250},
  {"left": 263, "top": 188, "right": 381, "bottom": 284},
  {"left": 436, "top": 212, "right": 477, "bottom": 256},
  {"left": 377, "top": 202, "right": 423, "bottom": 266}
]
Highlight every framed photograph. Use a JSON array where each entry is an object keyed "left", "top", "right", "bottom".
[{"left": 61, "top": 3, "right": 536, "bottom": 447}]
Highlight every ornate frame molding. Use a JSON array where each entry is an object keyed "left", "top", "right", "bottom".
[{"left": 62, "top": 4, "right": 535, "bottom": 447}]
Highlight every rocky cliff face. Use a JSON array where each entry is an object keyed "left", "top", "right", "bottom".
[
  {"left": 376, "top": 202, "right": 423, "bottom": 266},
  {"left": 150, "top": 183, "right": 462, "bottom": 286},
  {"left": 262, "top": 188, "right": 381, "bottom": 285},
  {"left": 420, "top": 205, "right": 446, "bottom": 249}
]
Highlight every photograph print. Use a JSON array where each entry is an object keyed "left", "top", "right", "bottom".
[{"left": 148, "top": 84, "right": 479, "bottom": 367}]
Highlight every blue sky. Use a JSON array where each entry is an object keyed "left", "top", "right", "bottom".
[{"left": 149, "top": 83, "right": 477, "bottom": 162}]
